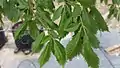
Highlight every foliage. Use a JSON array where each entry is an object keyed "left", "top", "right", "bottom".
[{"left": 0, "top": 0, "right": 119, "bottom": 68}]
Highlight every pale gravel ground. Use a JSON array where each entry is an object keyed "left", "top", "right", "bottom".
[
  {"left": 1, "top": 27, "right": 120, "bottom": 68},
  {"left": 1, "top": 19, "right": 120, "bottom": 68}
]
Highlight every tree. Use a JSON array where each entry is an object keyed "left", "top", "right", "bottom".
[{"left": 0, "top": 0, "right": 120, "bottom": 68}]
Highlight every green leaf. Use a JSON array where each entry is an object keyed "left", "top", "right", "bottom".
[
  {"left": 41, "top": 36, "right": 51, "bottom": 44},
  {"left": 0, "top": 0, "right": 3, "bottom": 7},
  {"left": 36, "top": 0, "right": 55, "bottom": 13},
  {"left": 45, "top": 0, "right": 55, "bottom": 13},
  {"left": 32, "top": 32, "right": 45, "bottom": 53},
  {"left": 37, "top": 17, "right": 49, "bottom": 29},
  {"left": 0, "top": 7, "right": 3, "bottom": 25},
  {"left": 48, "top": 30, "right": 58, "bottom": 38},
  {"left": 39, "top": 42, "right": 51, "bottom": 68},
  {"left": 77, "top": 0, "right": 96, "bottom": 7},
  {"left": 101, "top": 0, "right": 108, "bottom": 4},
  {"left": 58, "top": 7, "right": 68, "bottom": 38},
  {"left": 64, "top": 17, "right": 72, "bottom": 29},
  {"left": 88, "top": 15, "right": 98, "bottom": 34},
  {"left": 65, "top": 23, "right": 80, "bottom": 32},
  {"left": 66, "top": 30, "right": 83, "bottom": 60},
  {"left": 28, "top": 21, "right": 39, "bottom": 39},
  {"left": 54, "top": 5, "right": 70, "bottom": 38},
  {"left": 52, "top": 5, "right": 63, "bottom": 21},
  {"left": 14, "top": 22, "right": 27, "bottom": 40},
  {"left": 17, "top": 0, "right": 28, "bottom": 9},
  {"left": 90, "top": 7, "right": 108, "bottom": 31},
  {"left": 81, "top": 9, "right": 98, "bottom": 34},
  {"left": 53, "top": 40, "right": 66, "bottom": 67},
  {"left": 100, "top": 0, "right": 103, "bottom": 3},
  {"left": 57, "top": 0, "right": 64, "bottom": 3},
  {"left": 37, "top": 9, "right": 58, "bottom": 30},
  {"left": 49, "top": 0, "right": 55, "bottom": 12},
  {"left": 112, "top": 0, "right": 120, "bottom": 5},
  {"left": 104, "top": 0, "right": 108, "bottom": 4},
  {"left": 72, "top": 4, "right": 81, "bottom": 18},
  {"left": 82, "top": 41, "right": 99, "bottom": 68},
  {"left": 81, "top": 10, "right": 99, "bottom": 48},
  {"left": 87, "top": 30, "right": 100, "bottom": 48},
  {"left": 3, "top": 0, "right": 20, "bottom": 22}
]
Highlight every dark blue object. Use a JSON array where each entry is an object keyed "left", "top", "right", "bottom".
[{"left": 0, "top": 27, "right": 7, "bottom": 49}]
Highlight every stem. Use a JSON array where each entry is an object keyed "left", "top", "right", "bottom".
[
  {"left": 79, "top": 16, "right": 89, "bottom": 42},
  {"left": 62, "top": 65, "right": 64, "bottom": 68},
  {"left": 80, "top": 17, "right": 87, "bottom": 35},
  {"left": 28, "top": 0, "right": 34, "bottom": 15},
  {"left": 0, "top": 13, "right": 3, "bottom": 25},
  {"left": 0, "top": 18, "right": 3, "bottom": 26}
]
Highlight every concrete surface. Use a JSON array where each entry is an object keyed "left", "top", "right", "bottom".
[{"left": 0, "top": 27, "right": 120, "bottom": 68}]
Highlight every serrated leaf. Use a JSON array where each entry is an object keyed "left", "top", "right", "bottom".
[
  {"left": 108, "top": 5, "right": 115, "bottom": 18},
  {"left": 0, "top": 7, "right": 3, "bottom": 25},
  {"left": 65, "top": 23, "right": 80, "bottom": 32},
  {"left": 17, "top": 0, "right": 28, "bottom": 9},
  {"left": 81, "top": 11, "right": 99, "bottom": 48},
  {"left": 77, "top": 0, "right": 96, "bottom": 7},
  {"left": 37, "top": 17, "right": 49, "bottom": 29},
  {"left": 32, "top": 32, "right": 45, "bottom": 53},
  {"left": 39, "top": 42, "right": 51, "bottom": 68},
  {"left": 36, "top": 0, "right": 55, "bottom": 13},
  {"left": 72, "top": 4, "right": 81, "bottom": 18},
  {"left": 81, "top": 9, "right": 98, "bottom": 34},
  {"left": 90, "top": 7, "right": 108, "bottom": 31},
  {"left": 41, "top": 36, "right": 51, "bottom": 44},
  {"left": 14, "top": 22, "right": 27, "bottom": 40},
  {"left": 87, "top": 30, "right": 100, "bottom": 48},
  {"left": 52, "top": 5, "right": 63, "bottom": 21},
  {"left": 0, "top": 0, "right": 3, "bottom": 7},
  {"left": 82, "top": 41, "right": 99, "bottom": 68},
  {"left": 53, "top": 40, "right": 66, "bottom": 67},
  {"left": 66, "top": 4, "right": 71, "bottom": 15},
  {"left": 0, "top": 6, "right": 2, "bottom": 13},
  {"left": 66, "top": 30, "right": 83, "bottom": 60},
  {"left": 37, "top": 9, "right": 58, "bottom": 30},
  {"left": 64, "top": 17, "right": 72, "bottom": 29},
  {"left": 28, "top": 21, "right": 39, "bottom": 40},
  {"left": 45, "top": 0, "right": 55, "bottom": 13},
  {"left": 58, "top": 7, "right": 68, "bottom": 38},
  {"left": 48, "top": 30, "right": 58, "bottom": 38},
  {"left": 3, "top": 0, "right": 20, "bottom": 22},
  {"left": 89, "top": 15, "right": 98, "bottom": 34},
  {"left": 112, "top": 0, "right": 120, "bottom": 5}
]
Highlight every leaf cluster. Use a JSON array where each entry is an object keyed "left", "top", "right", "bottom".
[{"left": 0, "top": 0, "right": 116, "bottom": 68}]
